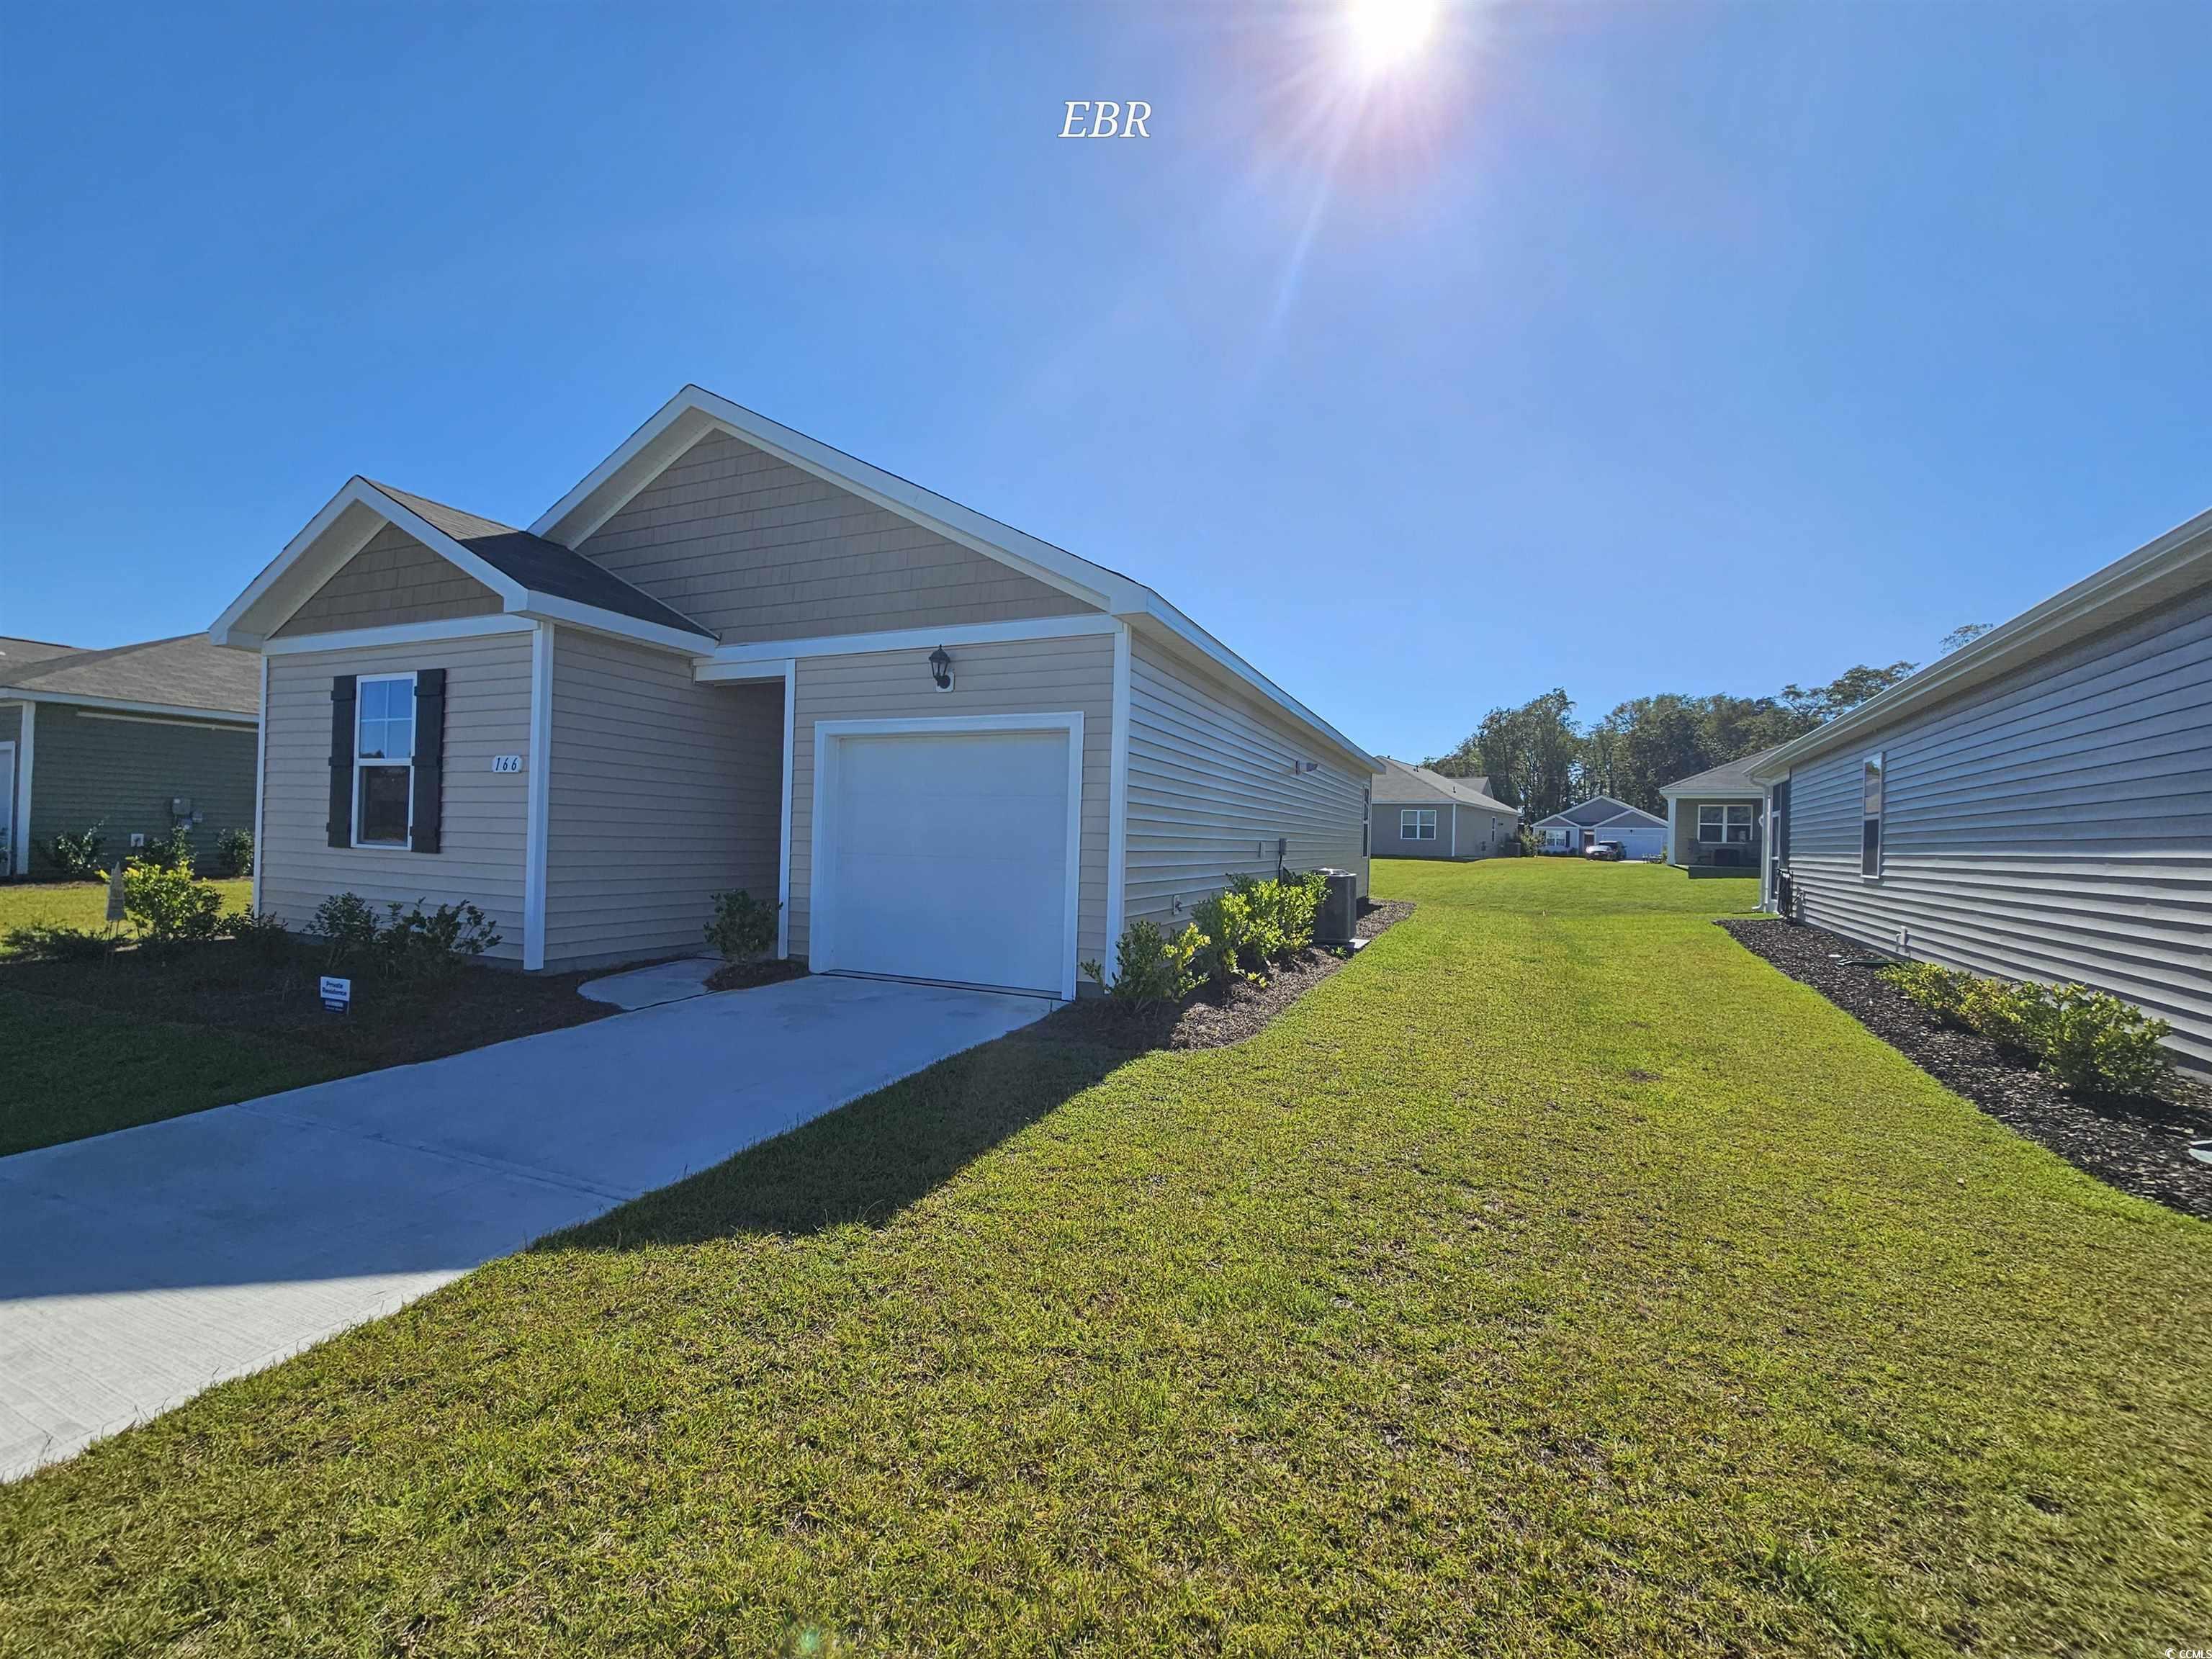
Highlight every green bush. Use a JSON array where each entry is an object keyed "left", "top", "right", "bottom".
[
  {"left": 1226, "top": 871, "right": 1323, "bottom": 962},
  {"left": 705, "top": 888, "right": 779, "bottom": 961},
  {"left": 306, "top": 891, "right": 383, "bottom": 971},
  {"left": 1959, "top": 977, "right": 2056, "bottom": 1056},
  {"left": 2038, "top": 984, "right": 2173, "bottom": 1098},
  {"left": 1879, "top": 961, "right": 1975, "bottom": 1027},
  {"left": 39, "top": 824, "right": 107, "bottom": 882},
  {"left": 222, "top": 907, "right": 293, "bottom": 959},
  {"left": 138, "top": 823, "right": 197, "bottom": 872},
  {"left": 122, "top": 860, "right": 222, "bottom": 948},
  {"left": 215, "top": 826, "right": 255, "bottom": 878},
  {"left": 1082, "top": 918, "right": 1208, "bottom": 1007},
  {"left": 377, "top": 899, "right": 502, "bottom": 980},
  {"left": 1192, "top": 889, "right": 1265, "bottom": 987},
  {"left": 4, "top": 922, "right": 118, "bottom": 961}
]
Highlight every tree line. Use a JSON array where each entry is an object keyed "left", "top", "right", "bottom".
[{"left": 1424, "top": 626, "right": 1992, "bottom": 821}]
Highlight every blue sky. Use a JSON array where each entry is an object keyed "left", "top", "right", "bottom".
[{"left": 4, "top": 0, "right": 2207, "bottom": 763}]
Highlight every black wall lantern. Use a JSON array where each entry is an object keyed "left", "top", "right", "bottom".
[{"left": 928, "top": 644, "right": 954, "bottom": 691}]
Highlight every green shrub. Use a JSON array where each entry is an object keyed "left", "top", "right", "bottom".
[
  {"left": 1226, "top": 872, "right": 1323, "bottom": 962},
  {"left": 39, "top": 824, "right": 107, "bottom": 882},
  {"left": 3, "top": 923, "right": 118, "bottom": 961},
  {"left": 705, "top": 888, "right": 779, "bottom": 961},
  {"left": 1879, "top": 961, "right": 1975, "bottom": 1028},
  {"left": 215, "top": 826, "right": 255, "bottom": 878},
  {"left": 222, "top": 907, "right": 293, "bottom": 958},
  {"left": 377, "top": 899, "right": 502, "bottom": 979},
  {"left": 1192, "top": 889, "right": 1265, "bottom": 986},
  {"left": 1081, "top": 918, "right": 1208, "bottom": 1007},
  {"left": 138, "top": 823, "right": 197, "bottom": 872},
  {"left": 306, "top": 891, "right": 383, "bottom": 970},
  {"left": 2038, "top": 984, "right": 2173, "bottom": 1098},
  {"left": 122, "top": 861, "right": 222, "bottom": 948},
  {"left": 1959, "top": 977, "right": 2057, "bottom": 1056}
]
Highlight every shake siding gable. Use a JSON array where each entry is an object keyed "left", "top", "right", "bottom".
[
  {"left": 261, "top": 633, "right": 532, "bottom": 960},
  {"left": 785, "top": 634, "right": 1114, "bottom": 970},
  {"left": 576, "top": 428, "right": 1097, "bottom": 644},
  {"left": 274, "top": 523, "right": 503, "bottom": 636},
  {"left": 543, "top": 629, "right": 782, "bottom": 969},
  {"left": 1783, "top": 583, "right": 2212, "bottom": 1067},
  {"left": 1123, "top": 632, "right": 1369, "bottom": 925}
]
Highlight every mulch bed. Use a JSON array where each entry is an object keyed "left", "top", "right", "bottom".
[
  {"left": 1029, "top": 899, "right": 1414, "bottom": 1054},
  {"left": 706, "top": 958, "right": 810, "bottom": 994},
  {"left": 1719, "top": 918, "right": 2212, "bottom": 1220}
]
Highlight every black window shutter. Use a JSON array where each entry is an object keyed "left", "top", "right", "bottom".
[
  {"left": 412, "top": 668, "right": 446, "bottom": 854},
  {"left": 327, "top": 675, "right": 357, "bottom": 848}
]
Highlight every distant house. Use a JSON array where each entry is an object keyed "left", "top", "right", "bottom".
[
  {"left": 1370, "top": 757, "right": 1519, "bottom": 860},
  {"left": 1658, "top": 746, "right": 1783, "bottom": 875},
  {"left": 0, "top": 634, "right": 258, "bottom": 877},
  {"left": 1530, "top": 796, "right": 1667, "bottom": 860},
  {"left": 1750, "top": 505, "right": 2212, "bottom": 1071}
]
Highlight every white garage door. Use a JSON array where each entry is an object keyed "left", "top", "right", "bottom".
[
  {"left": 1607, "top": 824, "right": 1667, "bottom": 860},
  {"left": 814, "top": 724, "right": 1076, "bottom": 997}
]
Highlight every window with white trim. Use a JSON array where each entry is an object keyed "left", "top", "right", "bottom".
[
  {"left": 1861, "top": 754, "right": 1884, "bottom": 877},
  {"left": 1697, "top": 804, "right": 1755, "bottom": 845},
  {"left": 1401, "top": 808, "right": 1437, "bottom": 841},
  {"left": 354, "top": 675, "right": 415, "bottom": 848}
]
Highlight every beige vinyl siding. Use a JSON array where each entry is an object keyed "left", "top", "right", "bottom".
[
  {"left": 274, "top": 523, "right": 502, "bottom": 637},
  {"left": 1782, "top": 583, "right": 2212, "bottom": 1068},
  {"left": 24, "top": 706, "right": 255, "bottom": 866},
  {"left": 1124, "top": 632, "right": 1370, "bottom": 926},
  {"left": 542, "top": 629, "right": 782, "bottom": 969},
  {"left": 786, "top": 634, "right": 1114, "bottom": 970},
  {"left": 261, "top": 632, "right": 531, "bottom": 961},
  {"left": 577, "top": 429, "right": 1097, "bottom": 644}
]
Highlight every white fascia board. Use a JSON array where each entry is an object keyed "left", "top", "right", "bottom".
[
  {"left": 515, "top": 592, "right": 712, "bottom": 656},
  {"left": 1589, "top": 808, "right": 1665, "bottom": 829},
  {"left": 261, "top": 616, "right": 536, "bottom": 656},
  {"left": 1750, "top": 503, "right": 2212, "bottom": 783},
  {"left": 0, "top": 686, "right": 256, "bottom": 724},
  {"left": 1127, "top": 598, "right": 1378, "bottom": 775},
  {"left": 210, "top": 485, "right": 384, "bottom": 644},
  {"left": 1658, "top": 783, "right": 1764, "bottom": 801},
  {"left": 698, "top": 613, "right": 1117, "bottom": 673}
]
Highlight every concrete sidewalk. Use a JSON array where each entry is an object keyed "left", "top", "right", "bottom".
[{"left": 0, "top": 974, "right": 1051, "bottom": 1482}]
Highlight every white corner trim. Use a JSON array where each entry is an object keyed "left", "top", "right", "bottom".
[
  {"left": 697, "top": 613, "right": 1116, "bottom": 674},
  {"left": 778, "top": 660, "right": 796, "bottom": 961},
  {"left": 14, "top": 701, "right": 35, "bottom": 875},
  {"left": 807, "top": 711, "right": 1085, "bottom": 1001},
  {"left": 261, "top": 615, "right": 536, "bottom": 656},
  {"left": 515, "top": 591, "right": 712, "bottom": 656},
  {"left": 1105, "top": 621, "right": 1132, "bottom": 952},
  {"left": 523, "top": 623, "right": 554, "bottom": 971},
  {"left": 0, "top": 686, "right": 257, "bottom": 724},
  {"left": 252, "top": 657, "right": 267, "bottom": 912}
]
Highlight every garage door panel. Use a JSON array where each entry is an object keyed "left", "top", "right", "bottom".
[{"left": 817, "top": 726, "right": 1075, "bottom": 996}]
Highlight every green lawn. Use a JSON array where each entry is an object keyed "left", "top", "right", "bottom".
[
  {"left": 0, "top": 876, "right": 253, "bottom": 953},
  {"left": 3, "top": 859, "right": 2207, "bottom": 1655}
]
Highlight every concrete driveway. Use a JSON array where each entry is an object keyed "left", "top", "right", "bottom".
[{"left": 0, "top": 975, "right": 1050, "bottom": 1483}]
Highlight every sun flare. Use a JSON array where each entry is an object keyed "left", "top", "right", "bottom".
[{"left": 1345, "top": 0, "right": 1441, "bottom": 78}]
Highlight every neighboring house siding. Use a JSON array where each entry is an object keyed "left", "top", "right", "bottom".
[
  {"left": 25, "top": 707, "right": 255, "bottom": 867},
  {"left": 577, "top": 429, "right": 1096, "bottom": 644},
  {"left": 274, "top": 524, "right": 503, "bottom": 637},
  {"left": 1668, "top": 796, "right": 1763, "bottom": 869},
  {"left": 1372, "top": 801, "right": 1511, "bottom": 859},
  {"left": 543, "top": 628, "right": 781, "bottom": 969},
  {"left": 786, "top": 634, "right": 1114, "bottom": 970},
  {"left": 1783, "top": 585, "right": 2212, "bottom": 1067},
  {"left": 261, "top": 632, "right": 532, "bottom": 961},
  {"left": 0, "top": 703, "right": 21, "bottom": 869},
  {"left": 1123, "top": 632, "right": 1370, "bottom": 927}
]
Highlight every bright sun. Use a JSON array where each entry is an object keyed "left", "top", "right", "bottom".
[{"left": 1345, "top": 0, "right": 1441, "bottom": 78}]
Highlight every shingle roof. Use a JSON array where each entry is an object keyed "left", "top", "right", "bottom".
[
  {"left": 368, "top": 482, "right": 715, "bottom": 642},
  {"left": 0, "top": 634, "right": 258, "bottom": 717},
  {"left": 1660, "top": 745, "right": 1785, "bottom": 798},
  {"left": 0, "top": 636, "right": 81, "bottom": 669},
  {"left": 1534, "top": 796, "right": 1665, "bottom": 829},
  {"left": 1371, "top": 757, "right": 1517, "bottom": 815}
]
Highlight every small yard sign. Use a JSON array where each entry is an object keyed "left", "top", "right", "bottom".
[
  {"left": 490, "top": 754, "right": 523, "bottom": 773},
  {"left": 320, "top": 976, "right": 352, "bottom": 1015},
  {"left": 106, "top": 863, "right": 127, "bottom": 924}
]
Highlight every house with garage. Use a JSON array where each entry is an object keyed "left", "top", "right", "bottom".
[
  {"left": 1, "top": 634, "right": 258, "bottom": 877},
  {"left": 1658, "top": 746, "right": 1781, "bottom": 876},
  {"left": 1529, "top": 796, "right": 1668, "bottom": 860},
  {"left": 1370, "top": 757, "right": 1518, "bottom": 859},
  {"left": 1750, "top": 505, "right": 2212, "bottom": 1070},
  {"left": 210, "top": 385, "right": 1375, "bottom": 1000}
]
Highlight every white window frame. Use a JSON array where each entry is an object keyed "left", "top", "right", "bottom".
[
  {"left": 1697, "top": 803, "right": 1755, "bottom": 845},
  {"left": 1861, "top": 752, "right": 1884, "bottom": 879},
  {"left": 352, "top": 673, "right": 416, "bottom": 850},
  {"left": 1401, "top": 807, "right": 1437, "bottom": 841}
]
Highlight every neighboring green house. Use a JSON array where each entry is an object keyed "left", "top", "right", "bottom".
[{"left": 0, "top": 633, "right": 259, "bottom": 877}]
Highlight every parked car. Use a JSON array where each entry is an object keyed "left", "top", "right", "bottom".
[{"left": 1584, "top": 840, "right": 1626, "bottom": 861}]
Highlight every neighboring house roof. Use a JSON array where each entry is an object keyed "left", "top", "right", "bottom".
[
  {"left": 0, "top": 633, "right": 258, "bottom": 718},
  {"left": 1532, "top": 795, "right": 1663, "bottom": 830},
  {"left": 0, "top": 635, "right": 81, "bottom": 670},
  {"left": 1370, "top": 757, "right": 1516, "bottom": 815},
  {"left": 1750, "top": 504, "right": 2212, "bottom": 783},
  {"left": 1658, "top": 745, "right": 1786, "bottom": 800},
  {"left": 367, "top": 483, "right": 713, "bottom": 641}
]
